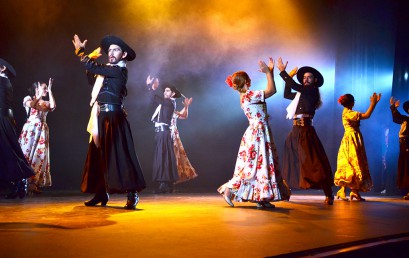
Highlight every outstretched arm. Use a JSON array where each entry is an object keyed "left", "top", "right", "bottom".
[
  {"left": 361, "top": 93, "right": 381, "bottom": 119},
  {"left": 259, "top": 58, "right": 276, "bottom": 99}
]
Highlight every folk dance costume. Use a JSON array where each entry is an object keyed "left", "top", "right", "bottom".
[
  {"left": 280, "top": 67, "right": 334, "bottom": 204},
  {"left": 149, "top": 86, "right": 180, "bottom": 193},
  {"left": 75, "top": 36, "right": 145, "bottom": 209},
  {"left": 0, "top": 58, "right": 34, "bottom": 198},
  {"left": 19, "top": 95, "right": 54, "bottom": 194},
  {"left": 170, "top": 112, "right": 198, "bottom": 184},
  {"left": 218, "top": 90, "right": 291, "bottom": 204},
  {"left": 390, "top": 101, "right": 409, "bottom": 199}
]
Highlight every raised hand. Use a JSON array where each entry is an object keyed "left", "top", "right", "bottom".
[
  {"left": 277, "top": 57, "right": 288, "bottom": 72},
  {"left": 370, "top": 92, "right": 382, "bottom": 104},
  {"left": 48, "top": 78, "right": 53, "bottom": 91},
  {"left": 268, "top": 57, "right": 275, "bottom": 72},
  {"left": 72, "top": 34, "right": 87, "bottom": 49},
  {"left": 36, "top": 82, "right": 44, "bottom": 99},
  {"left": 390, "top": 97, "right": 400, "bottom": 108},
  {"left": 258, "top": 60, "right": 269, "bottom": 74},
  {"left": 183, "top": 97, "right": 193, "bottom": 107}
]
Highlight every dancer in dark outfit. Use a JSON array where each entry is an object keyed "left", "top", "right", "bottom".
[
  {"left": 277, "top": 57, "right": 334, "bottom": 205},
  {"left": 0, "top": 58, "right": 34, "bottom": 199},
  {"left": 147, "top": 76, "right": 180, "bottom": 193},
  {"left": 72, "top": 35, "right": 146, "bottom": 209},
  {"left": 390, "top": 97, "right": 409, "bottom": 200}
]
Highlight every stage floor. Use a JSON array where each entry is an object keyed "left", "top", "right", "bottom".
[{"left": 1, "top": 191, "right": 409, "bottom": 257}]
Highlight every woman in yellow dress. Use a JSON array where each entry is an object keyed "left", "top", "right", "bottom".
[{"left": 334, "top": 93, "right": 381, "bottom": 201}]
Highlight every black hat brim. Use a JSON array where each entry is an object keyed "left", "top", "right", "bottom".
[
  {"left": 296, "top": 66, "right": 324, "bottom": 87},
  {"left": 100, "top": 35, "right": 136, "bottom": 61},
  {"left": 0, "top": 58, "right": 16, "bottom": 78}
]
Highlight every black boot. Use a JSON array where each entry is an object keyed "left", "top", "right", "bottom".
[
  {"left": 323, "top": 185, "right": 334, "bottom": 205},
  {"left": 5, "top": 179, "right": 27, "bottom": 199},
  {"left": 84, "top": 192, "right": 109, "bottom": 206},
  {"left": 16, "top": 178, "right": 28, "bottom": 199},
  {"left": 124, "top": 192, "right": 139, "bottom": 210}
]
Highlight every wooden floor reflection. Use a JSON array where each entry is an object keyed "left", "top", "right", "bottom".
[{"left": 1, "top": 191, "right": 409, "bottom": 257}]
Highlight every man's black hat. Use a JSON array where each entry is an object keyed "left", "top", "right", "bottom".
[
  {"left": 101, "top": 35, "right": 136, "bottom": 61},
  {"left": 297, "top": 66, "right": 324, "bottom": 87},
  {"left": 403, "top": 101, "right": 409, "bottom": 115},
  {"left": 0, "top": 58, "right": 16, "bottom": 78}
]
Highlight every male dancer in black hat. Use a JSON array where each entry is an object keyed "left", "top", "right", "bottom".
[
  {"left": 390, "top": 97, "right": 409, "bottom": 200},
  {"left": 0, "top": 58, "right": 34, "bottom": 198},
  {"left": 72, "top": 34, "right": 145, "bottom": 209},
  {"left": 277, "top": 57, "right": 334, "bottom": 205},
  {"left": 146, "top": 75, "right": 180, "bottom": 193}
]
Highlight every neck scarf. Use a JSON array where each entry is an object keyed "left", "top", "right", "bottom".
[{"left": 286, "top": 92, "right": 301, "bottom": 119}]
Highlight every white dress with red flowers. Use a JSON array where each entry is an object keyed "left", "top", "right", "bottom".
[
  {"left": 18, "top": 96, "right": 51, "bottom": 192},
  {"left": 170, "top": 113, "right": 198, "bottom": 183},
  {"left": 218, "top": 90, "right": 287, "bottom": 202}
]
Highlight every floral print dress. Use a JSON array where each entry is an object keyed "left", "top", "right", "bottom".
[
  {"left": 218, "top": 90, "right": 290, "bottom": 202},
  {"left": 334, "top": 108, "right": 372, "bottom": 191},
  {"left": 170, "top": 113, "right": 198, "bottom": 183},
  {"left": 18, "top": 96, "right": 51, "bottom": 192}
]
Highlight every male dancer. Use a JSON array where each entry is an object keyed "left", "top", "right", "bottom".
[
  {"left": 277, "top": 57, "right": 334, "bottom": 205},
  {"left": 0, "top": 58, "right": 34, "bottom": 198},
  {"left": 147, "top": 76, "right": 180, "bottom": 193},
  {"left": 72, "top": 35, "right": 145, "bottom": 209}
]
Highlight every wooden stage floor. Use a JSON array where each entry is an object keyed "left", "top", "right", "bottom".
[{"left": 1, "top": 191, "right": 409, "bottom": 257}]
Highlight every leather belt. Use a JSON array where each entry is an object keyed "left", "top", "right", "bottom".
[
  {"left": 293, "top": 117, "right": 313, "bottom": 127},
  {"left": 155, "top": 125, "right": 170, "bottom": 132},
  {"left": 98, "top": 103, "right": 123, "bottom": 112}
]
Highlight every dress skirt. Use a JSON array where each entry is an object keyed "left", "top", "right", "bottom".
[
  {"left": 0, "top": 114, "right": 34, "bottom": 181},
  {"left": 172, "top": 126, "right": 197, "bottom": 184},
  {"left": 81, "top": 110, "right": 146, "bottom": 194},
  {"left": 283, "top": 124, "right": 334, "bottom": 190},
  {"left": 334, "top": 128, "right": 372, "bottom": 191}
]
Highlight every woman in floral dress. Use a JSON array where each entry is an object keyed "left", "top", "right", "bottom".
[
  {"left": 171, "top": 97, "right": 198, "bottom": 184},
  {"left": 19, "top": 78, "right": 56, "bottom": 194},
  {"left": 218, "top": 58, "right": 291, "bottom": 208},
  {"left": 334, "top": 93, "right": 381, "bottom": 201}
]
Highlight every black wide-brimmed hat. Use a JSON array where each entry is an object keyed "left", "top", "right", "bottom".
[
  {"left": 403, "top": 101, "right": 409, "bottom": 114},
  {"left": 0, "top": 58, "right": 16, "bottom": 78},
  {"left": 296, "top": 66, "right": 324, "bottom": 87},
  {"left": 100, "top": 35, "right": 136, "bottom": 61}
]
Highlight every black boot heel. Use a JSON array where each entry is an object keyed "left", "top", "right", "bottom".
[
  {"left": 84, "top": 193, "right": 109, "bottom": 206},
  {"left": 124, "top": 192, "right": 139, "bottom": 210}
]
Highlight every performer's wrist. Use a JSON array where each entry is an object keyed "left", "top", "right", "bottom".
[{"left": 75, "top": 47, "right": 85, "bottom": 57}]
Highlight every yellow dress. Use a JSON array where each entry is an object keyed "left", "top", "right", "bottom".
[{"left": 334, "top": 108, "right": 372, "bottom": 191}]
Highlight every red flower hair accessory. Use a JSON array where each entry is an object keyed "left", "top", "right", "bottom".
[
  {"left": 338, "top": 95, "right": 344, "bottom": 104},
  {"left": 225, "top": 75, "right": 233, "bottom": 88}
]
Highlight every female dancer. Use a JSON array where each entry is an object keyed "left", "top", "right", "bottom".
[
  {"left": 171, "top": 96, "right": 198, "bottom": 184},
  {"left": 334, "top": 93, "right": 381, "bottom": 201},
  {"left": 19, "top": 78, "right": 56, "bottom": 194},
  {"left": 218, "top": 58, "right": 290, "bottom": 208}
]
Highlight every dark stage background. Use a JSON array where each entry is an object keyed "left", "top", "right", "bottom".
[{"left": 0, "top": 0, "right": 408, "bottom": 193}]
